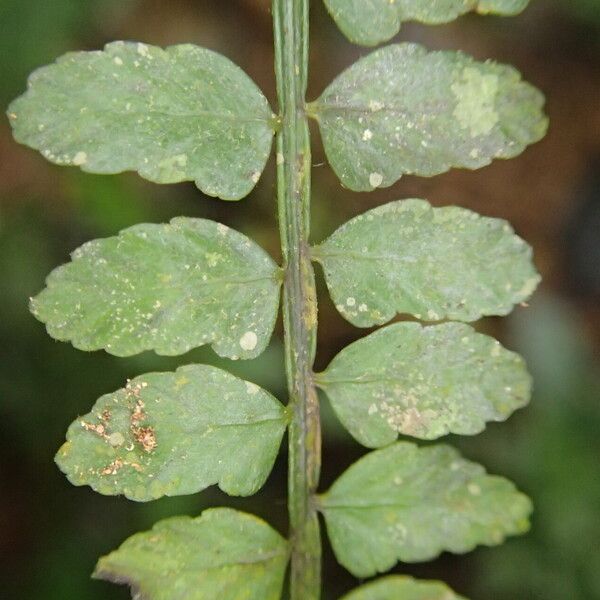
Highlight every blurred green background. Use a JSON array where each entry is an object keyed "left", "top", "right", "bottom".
[{"left": 1, "top": 1, "right": 599, "bottom": 598}]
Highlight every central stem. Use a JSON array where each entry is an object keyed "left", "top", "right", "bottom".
[{"left": 273, "top": 0, "right": 321, "bottom": 598}]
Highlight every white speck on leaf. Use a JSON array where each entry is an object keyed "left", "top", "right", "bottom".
[
  {"left": 137, "top": 43, "right": 150, "bottom": 57},
  {"left": 239, "top": 331, "right": 258, "bottom": 351},
  {"left": 369, "top": 172, "right": 383, "bottom": 188},
  {"left": 245, "top": 381, "right": 259, "bottom": 395},
  {"left": 369, "top": 100, "right": 384, "bottom": 112},
  {"left": 468, "top": 483, "right": 482, "bottom": 496},
  {"left": 73, "top": 151, "right": 87, "bottom": 166}
]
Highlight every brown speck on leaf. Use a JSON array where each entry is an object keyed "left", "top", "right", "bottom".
[
  {"left": 100, "top": 458, "right": 143, "bottom": 476},
  {"left": 132, "top": 426, "right": 157, "bottom": 453},
  {"left": 125, "top": 379, "right": 148, "bottom": 399},
  {"left": 81, "top": 420, "right": 108, "bottom": 439},
  {"left": 125, "top": 381, "right": 139, "bottom": 398},
  {"left": 123, "top": 382, "right": 157, "bottom": 452},
  {"left": 131, "top": 398, "right": 146, "bottom": 423},
  {"left": 101, "top": 458, "right": 124, "bottom": 476}
]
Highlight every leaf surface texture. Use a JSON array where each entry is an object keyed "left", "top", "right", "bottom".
[
  {"left": 318, "top": 322, "right": 531, "bottom": 447},
  {"left": 314, "top": 199, "right": 539, "bottom": 326},
  {"left": 324, "top": 0, "right": 529, "bottom": 46},
  {"left": 340, "top": 575, "right": 468, "bottom": 600},
  {"left": 95, "top": 508, "right": 289, "bottom": 599},
  {"left": 311, "top": 43, "right": 547, "bottom": 191},
  {"left": 56, "top": 365, "right": 287, "bottom": 500},
  {"left": 319, "top": 442, "right": 532, "bottom": 577},
  {"left": 31, "top": 217, "right": 281, "bottom": 359},
  {"left": 8, "top": 42, "right": 275, "bottom": 200}
]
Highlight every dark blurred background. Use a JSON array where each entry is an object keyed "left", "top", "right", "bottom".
[{"left": 1, "top": 1, "right": 599, "bottom": 598}]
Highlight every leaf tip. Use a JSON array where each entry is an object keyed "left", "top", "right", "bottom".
[{"left": 93, "top": 562, "right": 150, "bottom": 600}]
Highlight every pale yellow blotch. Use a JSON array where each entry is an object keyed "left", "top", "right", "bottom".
[
  {"left": 451, "top": 67, "right": 500, "bottom": 137},
  {"left": 174, "top": 376, "right": 190, "bottom": 389}
]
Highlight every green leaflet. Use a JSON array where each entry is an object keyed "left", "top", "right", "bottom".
[
  {"left": 312, "top": 199, "right": 539, "bottom": 326},
  {"left": 317, "top": 322, "right": 531, "bottom": 447},
  {"left": 7, "top": 41, "right": 275, "bottom": 200},
  {"left": 318, "top": 442, "right": 532, "bottom": 577},
  {"left": 308, "top": 43, "right": 547, "bottom": 192},
  {"left": 323, "top": 0, "right": 529, "bottom": 46},
  {"left": 55, "top": 365, "right": 287, "bottom": 501},
  {"left": 30, "top": 217, "right": 281, "bottom": 359},
  {"left": 95, "top": 508, "right": 289, "bottom": 600},
  {"left": 340, "top": 575, "right": 468, "bottom": 600}
]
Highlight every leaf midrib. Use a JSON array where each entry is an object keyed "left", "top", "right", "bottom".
[
  {"left": 99, "top": 546, "right": 288, "bottom": 575},
  {"left": 320, "top": 501, "right": 413, "bottom": 510},
  {"left": 65, "top": 105, "right": 273, "bottom": 125},
  {"left": 312, "top": 248, "right": 417, "bottom": 263}
]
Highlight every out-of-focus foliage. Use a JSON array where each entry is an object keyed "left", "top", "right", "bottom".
[
  {"left": 0, "top": 0, "right": 136, "bottom": 107},
  {"left": 559, "top": 0, "right": 600, "bottom": 27},
  {"left": 467, "top": 294, "right": 600, "bottom": 600}
]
